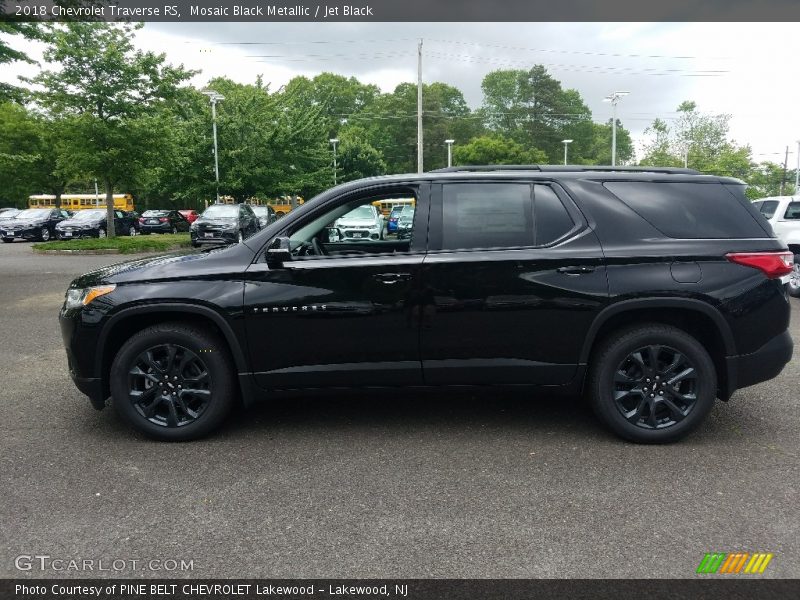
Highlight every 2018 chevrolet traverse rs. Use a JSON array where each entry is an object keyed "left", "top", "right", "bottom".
[{"left": 60, "top": 166, "right": 794, "bottom": 442}]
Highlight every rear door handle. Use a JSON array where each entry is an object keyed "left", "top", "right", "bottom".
[
  {"left": 557, "top": 265, "right": 596, "bottom": 275},
  {"left": 374, "top": 272, "right": 412, "bottom": 284}
]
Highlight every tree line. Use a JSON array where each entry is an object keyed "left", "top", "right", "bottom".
[{"left": 0, "top": 22, "right": 793, "bottom": 235}]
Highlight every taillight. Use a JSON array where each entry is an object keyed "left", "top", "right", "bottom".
[
  {"left": 726, "top": 251, "right": 793, "bottom": 278},
  {"left": 138, "top": 217, "right": 145, "bottom": 222},
  {"left": 159, "top": 217, "right": 169, "bottom": 222}
]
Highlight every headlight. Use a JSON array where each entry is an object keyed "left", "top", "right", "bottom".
[{"left": 65, "top": 284, "right": 116, "bottom": 309}]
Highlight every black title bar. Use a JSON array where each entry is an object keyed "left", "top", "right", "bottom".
[{"left": 4, "top": 0, "right": 800, "bottom": 22}]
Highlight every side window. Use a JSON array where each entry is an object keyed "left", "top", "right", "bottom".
[
  {"left": 286, "top": 192, "right": 416, "bottom": 259},
  {"left": 442, "top": 183, "right": 532, "bottom": 250},
  {"left": 783, "top": 201, "right": 800, "bottom": 219},
  {"left": 534, "top": 185, "right": 574, "bottom": 245}
]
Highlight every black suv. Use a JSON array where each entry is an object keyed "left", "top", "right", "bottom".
[
  {"left": 60, "top": 166, "right": 794, "bottom": 442},
  {"left": 190, "top": 203, "right": 260, "bottom": 247}
]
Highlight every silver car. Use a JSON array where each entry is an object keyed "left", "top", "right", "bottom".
[{"left": 334, "top": 204, "right": 386, "bottom": 241}]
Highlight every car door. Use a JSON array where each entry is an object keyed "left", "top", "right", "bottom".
[
  {"left": 420, "top": 181, "right": 609, "bottom": 386},
  {"left": 243, "top": 184, "right": 430, "bottom": 390}
]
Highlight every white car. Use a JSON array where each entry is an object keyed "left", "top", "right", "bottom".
[
  {"left": 334, "top": 204, "right": 386, "bottom": 241},
  {"left": 752, "top": 196, "right": 800, "bottom": 296}
]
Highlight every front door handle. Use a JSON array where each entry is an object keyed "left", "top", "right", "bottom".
[
  {"left": 374, "top": 272, "right": 412, "bottom": 284},
  {"left": 557, "top": 265, "right": 596, "bottom": 275}
]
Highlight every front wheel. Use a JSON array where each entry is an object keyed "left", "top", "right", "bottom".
[
  {"left": 110, "top": 322, "right": 235, "bottom": 441},
  {"left": 97, "top": 228, "right": 106, "bottom": 238},
  {"left": 588, "top": 324, "right": 716, "bottom": 443},
  {"left": 788, "top": 255, "right": 800, "bottom": 298}
]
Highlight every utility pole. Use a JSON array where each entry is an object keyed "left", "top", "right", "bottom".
[
  {"left": 795, "top": 140, "right": 799, "bottom": 194},
  {"left": 603, "top": 91, "right": 630, "bottom": 166},
  {"left": 201, "top": 90, "right": 225, "bottom": 206},
  {"left": 330, "top": 138, "right": 339, "bottom": 185},
  {"left": 417, "top": 38, "right": 423, "bottom": 174},
  {"left": 780, "top": 145, "right": 789, "bottom": 195},
  {"left": 445, "top": 139, "right": 454, "bottom": 167}
]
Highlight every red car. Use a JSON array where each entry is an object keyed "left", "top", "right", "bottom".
[{"left": 178, "top": 209, "right": 199, "bottom": 224}]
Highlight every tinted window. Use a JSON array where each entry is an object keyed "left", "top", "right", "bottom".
[
  {"left": 758, "top": 200, "right": 779, "bottom": 219},
  {"left": 604, "top": 182, "right": 766, "bottom": 239},
  {"left": 534, "top": 185, "right": 574, "bottom": 245},
  {"left": 443, "top": 183, "right": 532, "bottom": 250},
  {"left": 783, "top": 201, "right": 800, "bottom": 219}
]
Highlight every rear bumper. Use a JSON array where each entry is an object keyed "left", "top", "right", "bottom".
[{"left": 725, "top": 329, "right": 793, "bottom": 399}]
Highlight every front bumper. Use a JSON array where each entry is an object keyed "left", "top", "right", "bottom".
[
  {"left": 724, "top": 329, "right": 793, "bottom": 399},
  {"left": 1, "top": 226, "right": 41, "bottom": 240},
  {"left": 56, "top": 228, "right": 97, "bottom": 239},
  {"left": 60, "top": 306, "right": 107, "bottom": 410},
  {"left": 341, "top": 227, "right": 381, "bottom": 241},
  {"left": 191, "top": 229, "right": 237, "bottom": 244}
]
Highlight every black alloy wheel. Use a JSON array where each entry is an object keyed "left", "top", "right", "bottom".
[
  {"left": 612, "top": 345, "right": 698, "bottom": 429},
  {"left": 127, "top": 344, "right": 212, "bottom": 428},
  {"left": 588, "top": 324, "right": 716, "bottom": 443},
  {"left": 111, "top": 323, "right": 235, "bottom": 440}
]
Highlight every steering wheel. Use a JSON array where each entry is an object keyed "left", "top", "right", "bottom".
[{"left": 311, "top": 236, "right": 328, "bottom": 256}]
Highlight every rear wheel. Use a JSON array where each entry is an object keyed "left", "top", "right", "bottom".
[
  {"left": 588, "top": 324, "right": 716, "bottom": 443},
  {"left": 171, "top": 226, "right": 178, "bottom": 234},
  {"left": 40, "top": 227, "right": 50, "bottom": 241},
  {"left": 110, "top": 323, "right": 235, "bottom": 441},
  {"left": 128, "top": 226, "right": 137, "bottom": 236}
]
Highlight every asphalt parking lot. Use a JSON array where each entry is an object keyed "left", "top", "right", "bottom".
[{"left": 1, "top": 240, "right": 798, "bottom": 579}]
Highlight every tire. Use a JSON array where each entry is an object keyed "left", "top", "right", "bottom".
[
  {"left": 110, "top": 322, "right": 235, "bottom": 441},
  {"left": 128, "top": 226, "right": 137, "bottom": 237},
  {"left": 171, "top": 226, "right": 178, "bottom": 234},
  {"left": 237, "top": 230, "right": 244, "bottom": 243},
  {"left": 588, "top": 324, "right": 717, "bottom": 443},
  {"left": 788, "top": 255, "right": 800, "bottom": 298},
  {"left": 40, "top": 227, "right": 50, "bottom": 241},
  {"left": 97, "top": 228, "right": 106, "bottom": 238}
]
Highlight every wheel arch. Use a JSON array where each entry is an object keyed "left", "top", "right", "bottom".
[
  {"left": 580, "top": 299, "right": 736, "bottom": 400},
  {"left": 97, "top": 304, "right": 250, "bottom": 402}
]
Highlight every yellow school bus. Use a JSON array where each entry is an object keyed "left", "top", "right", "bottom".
[
  {"left": 29, "top": 194, "right": 135, "bottom": 212},
  {"left": 267, "top": 196, "right": 305, "bottom": 218},
  {"left": 372, "top": 197, "right": 415, "bottom": 217}
]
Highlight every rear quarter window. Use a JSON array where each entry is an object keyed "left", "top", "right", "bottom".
[{"left": 603, "top": 181, "right": 769, "bottom": 239}]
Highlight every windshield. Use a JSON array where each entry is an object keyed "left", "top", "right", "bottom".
[
  {"left": 342, "top": 206, "right": 375, "bottom": 220},
  {"left": 143, "top": 210, "right": 169, "bottom": 217},
  {"left": 72, "top": 210, "right": 105, "bottom": 220},
  {"left": 15, "top": 209, "right": 50, "bottom": 219},
  {"left": 203, "top": 205, "right": 238, "bottom": 218}
]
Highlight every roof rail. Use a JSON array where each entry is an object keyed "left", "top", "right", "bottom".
[{"left": 429, "top": 165, "right": 701, "bottom": 175}]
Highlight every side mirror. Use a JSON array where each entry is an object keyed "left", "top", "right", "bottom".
[{"left": 266, "top": 236, "right": 292, "bottom": 268}]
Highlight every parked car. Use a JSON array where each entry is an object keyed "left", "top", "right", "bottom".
[
  {"left": 0, "top": 208, "right": 20, "bottom": 224},
  {"left": 1, "top": 208, "right": 70, "bottom": 242},
  {"left": 250, "top": 205, "right": 276, "bottom": 229},
  {"left": 190, "top": 203, "right": 260, "bottom": 247},
  {"left": 752, "top": 196, "right": 800, "bottom": 297},
  {"left": 139, "top": 210, "right": 190, "bottom": 235},
  {"left": 56, "top": 209, "right": 138, "bottom": 239},
  {"left": 334, "top": 203, "right": 386, "bottom": 241},
  {"left": 126, "top": 211, "right": 141, "bottom": 234},
  {"left": 386, "top": 205, "right": 405, "bottom": 234},
  {"left": 178, "top": 209, "right": 200, "bottom": 224},
  {"left": 395, "top": 204, "right": 415, "bottom": 240},
  {"left": 60, "top": 166, "right": 793, "bottom": 442}
]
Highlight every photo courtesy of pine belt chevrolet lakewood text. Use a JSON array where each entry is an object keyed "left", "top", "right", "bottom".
[{"left": 59, "top": 166, "right": 795, "bottom": 442}]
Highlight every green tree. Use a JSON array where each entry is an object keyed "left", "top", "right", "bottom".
[
  {"left": 452, "top": 135, "right": 547, "bottom": 166},
  {"left": 25, "top": 22, "right": 194, "bottom": 235},
  {"left": 480, "top": 66, "right": 594, "bottom": 162},
  {"left": 336, "top": 125, "right": 386, "bottom": 183}
]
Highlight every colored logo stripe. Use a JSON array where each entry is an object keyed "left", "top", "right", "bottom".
[{"left": 697, "top": 552, "right": 773, "bottom": 574}]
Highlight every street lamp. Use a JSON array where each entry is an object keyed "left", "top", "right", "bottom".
[
  {"left": 445, "top": 139, "right": 455, "bottom": 167},
  {"left": 561, "top": 139, "right": 573, "bottom": 165},
  {"left": 330, "top": 138, "right": 339, "bottom": 185},
  {"left": 201, "top": 89, "right": 225, "bottom": 206},
  {"left": 603, "top": 91, "right": 630, "bottom": 166}
]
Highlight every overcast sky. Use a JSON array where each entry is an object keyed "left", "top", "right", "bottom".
[{"left": 3, "top": 22, "right": 798, "bottom": 163}]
